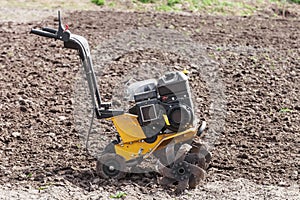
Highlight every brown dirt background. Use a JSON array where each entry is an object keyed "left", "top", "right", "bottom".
[{"left": 0, "top": 0, "right": 299, "bottom": 199}]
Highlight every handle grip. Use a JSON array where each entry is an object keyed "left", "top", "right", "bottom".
[
  {"left": 42, "top": 27, "right": 57, "bottom": 34},
  {"left": 30, "top": 29, "right": 57, "bottom": 39}
]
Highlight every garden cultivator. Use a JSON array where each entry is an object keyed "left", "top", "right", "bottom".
[{"left": 30, "top": 11, "right": 211, "bottom": 193}]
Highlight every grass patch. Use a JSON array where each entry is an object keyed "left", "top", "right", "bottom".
[
  {"left": 88, "top": 0, "right": 300, "bottom": 16},
  {"left": 290, "top": 0, "right": 300, "bottom": 3},
  {"left": 108, "top": 2, "right": 116, "bottom": 7},
  {"left": 156, "top": 4, "right": 174, "bottom": 11},
  {"left": 167, "top": 0, "right": 181, "bottom": 7},
  {"left": 91, "top": 0, "right": 105, "bottom": 6}
]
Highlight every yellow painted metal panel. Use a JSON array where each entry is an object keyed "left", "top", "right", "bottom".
[
  {"left": 114, "top": 128, "right": 197, "bottom": 161},
  {"left": 111, "top": 113, "right": 146, "bottom": 143}
]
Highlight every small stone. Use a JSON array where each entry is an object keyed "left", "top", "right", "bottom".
[
  {"left": 4, "top": 170, "right": 12, "bottom": 175},
  {"left": 19, "top": 99, "right": 26, "bottom": 106},
  {"left": 48, "top": 132, "right": 56, "bottom": 138},
  {"left": 92, "top": 178, "right": 100, "bottom": 184},
  {"left": 56, "top": 144, "right": 63, "bottom": 150},
  {"left": 49, "top": 42, "right": 56, "bottom": 47},
  {"left": 292, "top": 171, "right": 298, "bottom": 179},
  {"left": 196, "top": 97, "right": 203, "bottom": 102},
  {"left": 11, "top": 132, "right": 21, "bottom": 137},
  {"left": 293, "top": 171, "right": 298, "bottom": 176},
  {"left": 278, "top": 181, "right": 288, "bottom": 186},
  {"left": 66, "top": 121, "right": 72, "bottom": 126},
  {"left": 237, "top": 153, "right": 248, "bottom": 159},
  {"left": 58, "top": 116, "right": 67, "bottom": 121},
  {"left": 20, "top": 106, "right": 27, "bottom": 112}
]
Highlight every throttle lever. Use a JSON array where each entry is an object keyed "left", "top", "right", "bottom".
[
  {"left": 55, "top": 11, "right": 70, "bottom": 42},
  {"left": 56, "top": 11, "right": 65, "bottom": 38}
]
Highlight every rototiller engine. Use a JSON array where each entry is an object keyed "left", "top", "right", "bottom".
[{"left": 31, "top": 12, "right": 211, "bottom": 193}]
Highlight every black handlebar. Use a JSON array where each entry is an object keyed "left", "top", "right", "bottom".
[
  {"left": 30, "top": 11, "right": 70, "bottom": 42},
  {"left": 42, "top": 27, "right": 57, "bottom": 34},
  {"left": 30, "top": 29, "right": 57, "bottom": 39},
  {"left": 30, "top": 11, "right": 115, "bottom": 118}
]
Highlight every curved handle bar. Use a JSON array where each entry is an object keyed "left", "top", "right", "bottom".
[{"left": 30, "top": 11, "right": 121, "bottom": 118}]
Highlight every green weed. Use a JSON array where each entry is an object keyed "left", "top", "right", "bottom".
[
  {"left": 37, "top": 186, "right": 47, "bottom": 192},
  {"left": 110, "top": 191, "right": 127, "bottom": 198},
  {"left": 167, "top": 0, "right": 181, "bottom": 7},
  {"left": 279, "top": 108, "right": 292, "bottom": 112},
  {"left": 91, "top": 0, "right": 105, "bottom": 6},
  {"left": 26, "top": 172, "right": 33, "bottom": 178},
  {"left": 108, "top": 2, "right": 116, "bottom": 7},
  {"left": 201, "top": 0, "right": 216, "bottom": 6},
  {"left": 156, "top": 4, "right": 173, "bottom": 11}
]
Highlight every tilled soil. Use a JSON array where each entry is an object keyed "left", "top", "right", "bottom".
[{"left": 0, "top": 9, "right": 299, "bottom": 199}]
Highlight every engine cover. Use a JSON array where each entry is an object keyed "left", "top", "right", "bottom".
[{"left": 128, "top": 71, "right": 195, "bottom": 136}]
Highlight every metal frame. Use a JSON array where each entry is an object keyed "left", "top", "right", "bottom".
[{"left": 30, "top": 11, "right": 123, "bottom": 119}]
